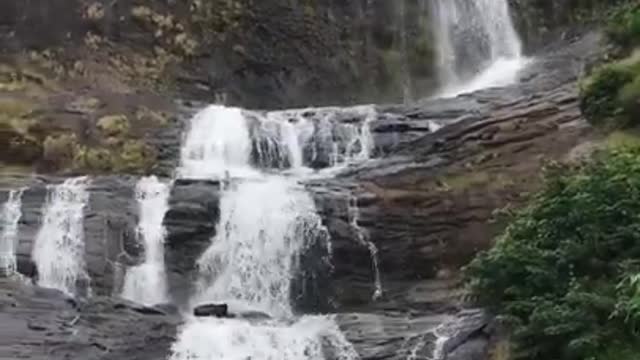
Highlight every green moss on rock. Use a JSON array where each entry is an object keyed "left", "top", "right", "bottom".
[
  {"left": 73, "top": 140, "right": 155, "bottom": 174},
  {"left": 43, "top": 133, "right": 77, "bottom": 169},
  {"left": 97, "top": 114, "right": 130, "bottom": 137}
]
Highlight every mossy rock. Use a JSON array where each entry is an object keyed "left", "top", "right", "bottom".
[
  {"left": 113, "top": 140, "right": 155, "bottom": 173},
  {"left": 66, "top": 96, "right": 101, "bottom": 114},
  {"left": 73, "top": 146, "right": 114, "bottom": 173},
  {"left": 73, "top": 139, "right": 155, "bottom": 174},
  {"left": 135, "top": 106, "right": 169, "bottom": 126},
  {"left": 43, "top": 133, "right": 78, "bottom": 169},
  {"left": 97, "top": 114, "right": 130, "bottom": 137}
]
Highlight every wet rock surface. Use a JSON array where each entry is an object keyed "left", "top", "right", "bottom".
[
  {"left": 0, "top": 278, "right": 178, "bottom": 360},
  {"left": 0, "top": 31, "right": 603, "bottom": 360}
]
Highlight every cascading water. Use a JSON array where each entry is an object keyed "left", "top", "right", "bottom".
[
  {"left": 429, "top": 0, "right": 527, "bottom": 97},
  {"left": 32, "top": 177, "right": 91, "bottom": 297},
  {"left": 121, "top": 176, "right": 170, "bottom": 306},
  {"left": 347, "top": 195, "right": 382, "bottom": 300},
  {"left": 170, "top": 105, "right": 365, "bottom": 359},
  {"left": 178, "top": 104, "right": 375, "bottom": 179},
  {"left": 178, "top": 105, "right": 255, "bottom": 179},
  {"left": 192, "top": 178, "right": 329, "bottom": 318},
  {"left": 0, "top": 189, "right": 25, "bottom": 276}
]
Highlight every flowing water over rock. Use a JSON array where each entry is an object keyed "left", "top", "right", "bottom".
[
  {"left": 178, "top": 105, "right": 375, "bottom": 179},
  {"left": 122, "top": 176, "right": 171, "bottom": 306},
  {"left": 32, "top": 177, "right": 91, "bottom": 297},
  {"left": 170, "top": 105, "right": 367, "bottom": 359},
  {"left": 0, "top": 2, "right": 602, "bottom": 360},
  {"left": 193, "top": 177, "right": 329, "bottom": 318},
  {"left": 0, "top": 189, "right": 24, "bottom": 276},
  {"left": 347, "top": 195, "right": 382, "bottom": 300},
  {"left": 429, "top": 0, "right": 526, "bottom": 96}
]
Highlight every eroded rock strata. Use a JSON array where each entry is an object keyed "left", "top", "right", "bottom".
[{"left": 0, "top": 23, "right": 605, "bottom": 358}]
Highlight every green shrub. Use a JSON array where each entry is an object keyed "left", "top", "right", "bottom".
[
  {"left": 113, "top": 140, "right": 154, "bottom": 173},
  {"left": 96, "top": 114, "right": 130, "bottom": 138},
  {"left": 73, "top": 145, "right": 114, "bottom": 172},
  {"left": 606, "top": 3, "right": 640, "bottom": 50},
  {"left": 618, "top": 75, "right": 640, "bottom": 118},
  {"left": 43, "top": 133, "right": 78, "bottom": 168},
  {"left": 466, "top": 147, "right": 640, "bottom": 360},
  {"left": 580, "top": 65, "right": 634, "bottom": 127}
]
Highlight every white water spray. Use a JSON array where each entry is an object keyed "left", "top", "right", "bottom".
[
  {"left": 171, "top": 105, "right": 363, "bottom": 360},
  {"left": 178, "top": 104, "right": 375, "bottom": 179},
  {"left": 121, "top": 176, "right": 170, "bottom": 306},
  {"left": 430, "top": 0, "right": 527, "bottom": 96},
  {"left": 178, "top": 105, "right": 255, "bottom": 179},
  {"left": 193, "top": 177, "right": 329, "bottom": 318},
  {"left": 32, "top": 177, "right": 91, "bottom": 296},
  {"left": 348, "top": 195, "right": 382, "bottom": 300},
  {"left": 0, "top": 189, "right": 25, "bottom": 276}
]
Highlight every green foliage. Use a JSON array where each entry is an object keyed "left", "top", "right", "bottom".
[
  {"left": 73, "top": 145, "right": 113, "bottom": 172},
  {"left": 606, "top": 3, "right": 640, "bottom": 51},
  {"left": 96, "top": 114, "right": 130, "bottom": 138},
  {"left": 580, "top": 60, "right": 639, "bottom": 128},
  {"left": 73, "top": 140, "right": 155, "bottom": 175},
  {"left": 43, "top": 133, "right": 78, "bottom": 168},
  {"left": 619, "top": 75, "right": 640, "bottom": 118},
  {"left": 466, "top": 147, "right": 640, "bottom": 360}
]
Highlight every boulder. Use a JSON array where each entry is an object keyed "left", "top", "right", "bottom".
[{"left": 193, "top": 303, "right": 231, "bottom": 318}]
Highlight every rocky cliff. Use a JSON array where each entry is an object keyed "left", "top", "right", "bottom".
[
  {"left": 0, "top": 25, "right": 605, "bottom": 359},
  {"left": 0, "top": 1, "right": 618, "bottom": 359}
]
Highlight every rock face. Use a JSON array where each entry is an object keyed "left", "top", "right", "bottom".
[
  {"left": 0, "top": 24, "right": 604, "bottom": 360},
  {"left": 193, "top": 303, "right": 229, "bottom": 318},
  {"left": 0, "top": 0, "right": 438, "bottom": 110},
  {"left": 0, "top": 278, "right": 178, "bottom": 360},
  {"left": 164, "top": 179, "right": 221, "bottom": 305}
]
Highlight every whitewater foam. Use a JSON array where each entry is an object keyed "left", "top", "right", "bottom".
[
  {"left": 0, "top": 189, "right": 25, "bottom": 276},
  {"left": 32, "top": 177, "right": 91, "bottom": 296},
  {"left": 429, "top": 0, "right": 527, "bottom": 96},
  {"left": 121, "top": 176, "right": 170, "bottom": 306}
]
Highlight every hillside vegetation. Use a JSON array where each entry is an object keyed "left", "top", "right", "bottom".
[{"left": 468, "top": 4, "right": 640, "bottom": 360}]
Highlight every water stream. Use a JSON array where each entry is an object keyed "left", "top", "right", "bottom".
[
  {"left": 121, "top": 176, "right": 171, "bottom": 306},
  {"left": 178, "top": 105, "right": 375, "bottom": 180},
  {"left": 348, "top": 195, "right": 382, "bottom": 300},
  {"left": 429, "top": 0, "right": 527, "bottom": 96},
  {"left": 0, "top": 189, "right": 25, "bottom": 276},
  {"left": 32, "top": 177, "right": 91, "bottom": 297},
  {"left": 170, "top": 105, "right": 368, "bottom": 359}
]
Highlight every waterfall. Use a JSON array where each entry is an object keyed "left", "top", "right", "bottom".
[
  {"left": 0, "top": 189, "right": 25, "bottom": 276},
  {"left": 170, "top": 105, "right": 361, "bottom": 360},
  {"left": 32, "top": 177, "right": 91, "bottom": 297},
  {"left": 121, "top": 176, "right": 170, "bottom": 306},
  {"left": 429, "top": 0, "right": 526, "bottom": 96},
  {"left": 193, "top": 177, "right": 329, "bottom": 318},
  {"left": 178, "top": 104, "right": 375, "bottom": 179},
  {"left": 347, "top": 195, "right": 382, "bottom": 300},
  {"left": 178, "top": 105, "right": 255, "bottom": 179}
]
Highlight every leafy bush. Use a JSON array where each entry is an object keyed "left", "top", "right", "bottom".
[
  {"left": 606, "top": 3, "right": 640, "bottom": 50},
  {"left": 96, "top": 114, "right": 130, "bottom": 138},
  {"left": 43, "top": 133, "right": 78, "bottom": 168},
  {"left": 466, "top": 147, "right": 640, "bottom": 360},
  {"left": 580, "top": 65, "right": 635, "bottom": 127},
  {"left": 618, "top": 75, "right": 640, "bottom": 118}
]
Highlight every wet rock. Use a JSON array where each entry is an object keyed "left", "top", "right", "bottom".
[
  {"left": 237, "top": 310, "right": 272, "bottom": 321},
  {"left": 164, "top": 179, "right": 221, "bottom": 304},
  {"left": 0, "top": 279, "right": 177, "bottom": 360},
  {"left": 194, "top": 303, "right": 230, "bottom": 318},
  {"left": 114, "top": 299, "right": 179, "bottom": 316}
]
